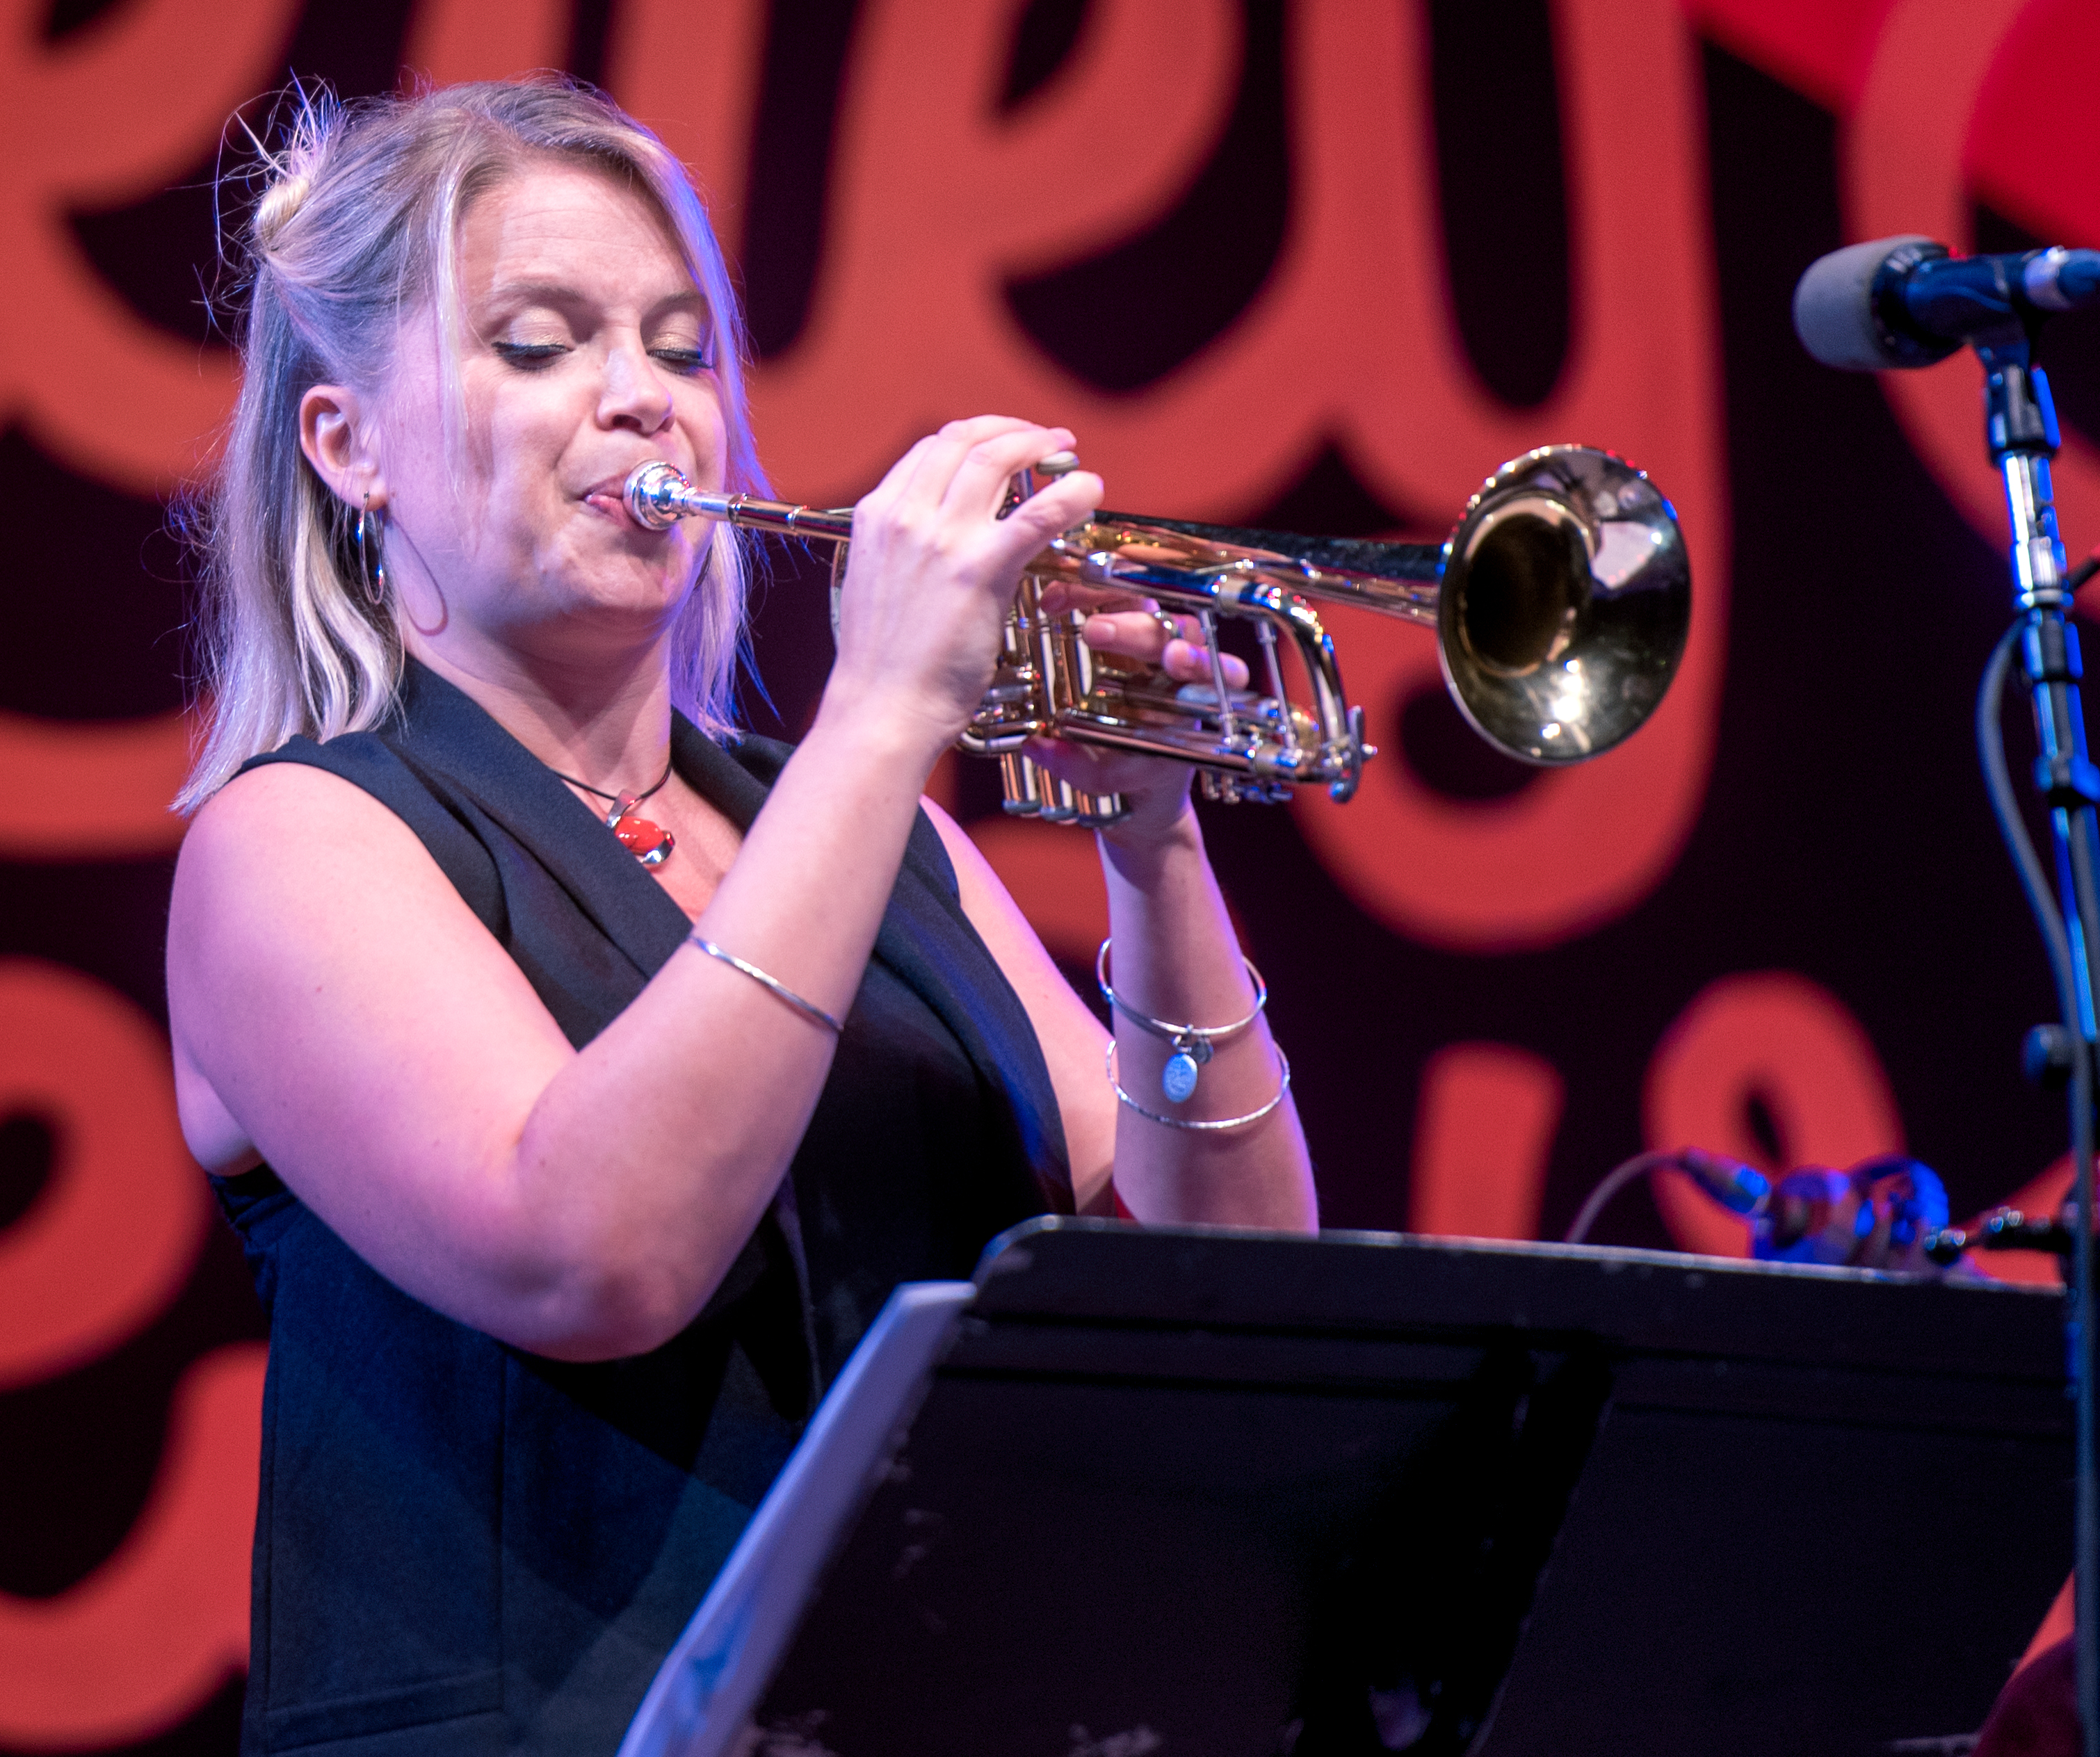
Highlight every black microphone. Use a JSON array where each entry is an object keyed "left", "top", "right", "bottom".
[{"left": 1793, "top": 234, "right": 2100, "bottom": 371}]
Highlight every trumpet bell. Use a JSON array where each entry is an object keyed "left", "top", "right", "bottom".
[{"left": 1438, "top": 446, "right": 1690, "bottom": 765}]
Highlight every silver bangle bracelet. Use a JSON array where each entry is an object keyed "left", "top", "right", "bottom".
[
  {"left": 1095, "top": 937, "right": 1268, "bottom": 1105},
  {"left": 687, "top": 935, "right": 844, "bottom": 1035},
  {"left": 1106, "top": 1041, "right": 1290, "bottom": 1131}
]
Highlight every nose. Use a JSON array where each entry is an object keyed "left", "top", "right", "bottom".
[{"left": 597, "top": 337, "right": 673, "bottom": 435}]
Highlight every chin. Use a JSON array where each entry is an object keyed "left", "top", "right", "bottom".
[{"left": 554, "top": 532, "right": 701, "bottom": 604}]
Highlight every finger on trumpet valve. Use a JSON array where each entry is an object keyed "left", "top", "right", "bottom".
[{"left": 1005, "top": 449, "right": 1083, "bottom": 514}]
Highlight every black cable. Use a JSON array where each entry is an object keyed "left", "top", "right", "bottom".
[
  {"left": 1978, "top": 619, "right": 2099, "bottom": 1751},
  {"left": 1980, "top": 626, "right": 2083, "bottom": 1010},
  {"left": 544, "top": 754, "right": 675, "bottom": 806},
  {"left": 2060, "top": 821, "right": 2099, "bottom": 1757}
]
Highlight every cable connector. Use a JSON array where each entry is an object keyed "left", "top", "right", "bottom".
[
  {"left": 2034, "top": 751, "right": 2100, "bottom": 807},
  {"left": 2025, "top": 1023, "right": 2080, "bottom": 1091},
  {"left": 1923, "top": 1206, "right": 2072, "bottom": 1268},
  {"left": 2024, "top": 618, "right": 2084, "bottom": 684}
]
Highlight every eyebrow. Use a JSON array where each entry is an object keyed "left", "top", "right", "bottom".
[{"left": 480, "top": 280, "right": 710, "bottom": 321}]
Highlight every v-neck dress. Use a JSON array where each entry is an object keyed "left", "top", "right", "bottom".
[{"left": 209, "top": 661, "right": 1072, "bottom": 1756}]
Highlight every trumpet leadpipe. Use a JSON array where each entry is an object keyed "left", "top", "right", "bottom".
[{"left": 624, "top": 462, "right": 855, "bottom": 540}]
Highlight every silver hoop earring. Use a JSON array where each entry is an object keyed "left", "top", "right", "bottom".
[{"left": 355, "top": 494, "right": 389, "bottom": 606}]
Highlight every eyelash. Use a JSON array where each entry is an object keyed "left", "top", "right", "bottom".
[
  {"left": 490, "top": 341, "right": 713, "bottom": 376},
  {"left": 492, "top": 341, "right": 567, "bottom": 370}
]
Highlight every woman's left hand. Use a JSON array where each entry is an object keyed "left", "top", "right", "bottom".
[{"left": 1024, "top": 580, "right": 1251, "bottom": 842}]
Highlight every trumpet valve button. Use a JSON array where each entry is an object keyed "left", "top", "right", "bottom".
[{"left": 1036, "top": 451, "right": 1083, "bottom": 476}]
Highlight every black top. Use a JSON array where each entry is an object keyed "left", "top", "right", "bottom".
[{"left": 211, "top": 661, "right": 1069, "bottom": 1756}]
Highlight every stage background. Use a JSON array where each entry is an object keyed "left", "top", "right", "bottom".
[{"left": 7, "top": 0, "right": 2100, "bottom": 1747}]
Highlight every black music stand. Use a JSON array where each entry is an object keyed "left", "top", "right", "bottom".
[{"left": 620, "top": 1219, "right": 2071, "bottom": 1757}]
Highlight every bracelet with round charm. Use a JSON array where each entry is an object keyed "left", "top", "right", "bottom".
[
  {"left": 1095, "top": 937, "right": 1268, "bottom": 1106},
  {"left": 1106, "top": 1042, "right": 1291, "bottom": 1131}
]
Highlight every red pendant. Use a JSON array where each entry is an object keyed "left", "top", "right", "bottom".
[
  {"left": 614, "top": 815, "right": 674, "bottom": 866},
  {"left": 608, "top": 793, "right": 675, "bottom": 868}
]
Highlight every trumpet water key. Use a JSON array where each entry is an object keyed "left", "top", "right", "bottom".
[{"left": 624, "top": 444, "right": 1691, "bottom": 828}]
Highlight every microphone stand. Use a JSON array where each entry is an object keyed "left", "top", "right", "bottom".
[{"left": 1977, "top": 335, "right": 2100, "bottom": 1757}]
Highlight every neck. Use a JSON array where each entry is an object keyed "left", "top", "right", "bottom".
[{"left": 405, "top": 631, "right": 679, "bottom": 792}]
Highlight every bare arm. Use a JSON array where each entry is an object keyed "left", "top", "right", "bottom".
[
  {"left": 1017, "top": 588, "right": 1316, "bottom": 1229},
  {"left": 168, "top": 419, "right": 1099, "bottom": 1362},
  {"left": 928, "top": 779, "right": 1317, "bottom": 1233},
  {"left": 1091, "top": 799, "right": 1317, "bottom": 1229},
  {"left": 173, "top": 713, "right": 930, "bottom": 1362}
]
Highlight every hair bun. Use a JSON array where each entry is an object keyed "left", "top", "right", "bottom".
[{"left": 253, "top": 170, "right": 312, "bottom": 252}]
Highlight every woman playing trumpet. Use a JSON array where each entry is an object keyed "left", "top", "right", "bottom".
[{"left": 165, "top": 77, "right": 1313, "bottom": 1754}]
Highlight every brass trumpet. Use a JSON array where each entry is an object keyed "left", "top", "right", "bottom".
[{"left": 624, "top": 444, "right": 1690, "bottom": 827}]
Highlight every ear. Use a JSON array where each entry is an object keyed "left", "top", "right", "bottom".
[{"left": 299, "top": 383, "right": 387, "bottom": 512}]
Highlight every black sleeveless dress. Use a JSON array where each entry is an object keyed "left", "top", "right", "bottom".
[{"left": 210, "top": 661, "right": 1071, "bottom": 1756}]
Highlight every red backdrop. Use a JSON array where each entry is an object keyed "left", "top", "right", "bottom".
[{"left": 7, "top": 0, "right": 2100, "bottom": 1747}]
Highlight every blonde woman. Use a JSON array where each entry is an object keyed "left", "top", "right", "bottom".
[{"left": 166, "top": 79, "right": 1314, "bottom": 1754}]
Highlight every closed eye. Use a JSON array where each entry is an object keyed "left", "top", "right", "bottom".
[
  {"left": 492, "top": 341, "right": 569, "bottom": 370},
  {"left": 650, "top": 347, "right": 713, "bottom": 376}
]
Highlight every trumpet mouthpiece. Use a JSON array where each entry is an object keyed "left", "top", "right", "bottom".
[{"left": 624, "top": 460, "right": 712, "bottom": 530}]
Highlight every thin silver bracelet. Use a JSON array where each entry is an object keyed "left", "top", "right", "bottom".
[
  {"left": 1106, "top": 1042, "right": 1290, "bottom": 1131},
  {"left": 1095, "top": 937, "right": 1268, "bottom": 1105},
  {"left": 687, "top": 935, "right": 844, "bottom": 1035}
]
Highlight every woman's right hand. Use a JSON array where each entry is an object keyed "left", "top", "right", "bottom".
[{"left": 821, "top": 416, "right": 1101, "bottom": 768}]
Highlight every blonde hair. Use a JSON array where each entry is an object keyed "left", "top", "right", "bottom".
[{"left": 179, "top": 78, "right": 766, "bottom": 811}]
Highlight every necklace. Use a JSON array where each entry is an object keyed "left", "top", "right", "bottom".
[{"left": 549, "top": 756, "right": 676, "bottom": 868}]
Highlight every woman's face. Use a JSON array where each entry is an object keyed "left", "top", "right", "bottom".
[{"left": 371, "top": 158, "right": 727, "bottom": 674}]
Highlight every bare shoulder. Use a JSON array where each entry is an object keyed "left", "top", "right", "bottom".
[
  {"left": 171, "top": 759, "right": 478, "bottom": 996},
  {"left": 179, "top": 757, "right": 435, "bottom": 886},
  {"left": 920, "top": 795, "right": 1000, "bottom": 916},
  {"left": 922, "top": 797, "right": 1050, "bottom": 962},
  {"left": 168, "top": 757, "right": 570, "bottom": 1195},
  {"left": 919, "top": 797, "right": 1116, "bottom": 1211},
  {"left": 171, "top": 754, "right": 542, "bottom": 1019},
  {"left": 919, "top": 796, "right": 1085, "bottom": 1014}
]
